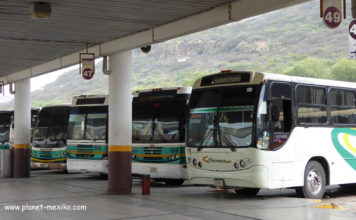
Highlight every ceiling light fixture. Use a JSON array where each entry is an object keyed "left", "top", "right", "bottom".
[{"left": 30, "top": 2, "right": 51, "bottom": 19}]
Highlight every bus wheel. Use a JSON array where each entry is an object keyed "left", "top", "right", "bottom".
[
  {"left": 297, "top": 161, "right": 326, "bottom": 199},
  {"left": 100, "top": 173, "right": 108, "bottom": 179},
  {"left": 164, "top": 179, "right": 185, "bottom": 186},
  {"left": 234, "top": 188, "right": 260, "bottom": 196}
]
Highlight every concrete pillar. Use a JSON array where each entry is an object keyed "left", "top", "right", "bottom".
[
  {"left": 13, "top": 78, "right": 31, "bottom": 178},
  {"left": 107, "top": 50, "right": 132, "bottom": 194}
]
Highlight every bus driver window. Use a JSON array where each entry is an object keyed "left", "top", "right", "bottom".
[{"left": 270, "top": 82, "right": 292, "bottom": 149}]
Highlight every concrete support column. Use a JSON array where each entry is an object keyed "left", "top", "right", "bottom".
[
  {"left": 108, "top": 50, "right": 132, "bottom": 194},
  {"left": 13, "top": 78, "right": 31, "bottom": 178}
]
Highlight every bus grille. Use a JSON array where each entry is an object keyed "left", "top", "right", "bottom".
[
  {"left": 77, "top": 145, "right": 93, "bottom": 152},
  {"left": 143, "top": 147, "right": 161, "bottom": 155},
  {"left": 39, "top": 151, "right": 52, "bottom": 159},
  {"left": 143, "top": 157, "right": 162, "bottom": 161}
]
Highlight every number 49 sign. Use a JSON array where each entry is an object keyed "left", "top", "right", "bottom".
[
  {"left": 321, "top": 0, "right": 345, "bottom": 29},
  {"left": 350, "top": 20, "right": 356, "bottom": 39},
  {"left": 349, "top": 20, "right": 356, "bottom": 58},
  {"left": 323, "top": 7, "right": 342, "bottom": 28}
]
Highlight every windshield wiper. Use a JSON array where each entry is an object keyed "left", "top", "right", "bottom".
[
  {"left": 215, "top": 107, "right": 236, "bottom": 152},
  {"left": 150, "top": 120, "right": 155, "bottom": 142},
  {"left": 213, "top": 109, "right": 220, "bottom": 147},
  {"left": 198, "top": 128, "right": 214, "bottom": 151}
]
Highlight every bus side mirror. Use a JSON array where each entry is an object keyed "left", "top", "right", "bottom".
[{"left": 271, "top": 106, "right": 280, "bottom": 122}]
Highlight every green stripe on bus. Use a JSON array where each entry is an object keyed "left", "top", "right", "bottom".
[
  {"left": 0, "top": 144, "right": 10, "bottom": 149},
  {"left": 190, "top": 106, "right": 253, "bottom": 114},
  {"left": 331, "top": 128, "right": 356, "bottom": 171}
]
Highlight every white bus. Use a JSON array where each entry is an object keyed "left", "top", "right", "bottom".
[
  {"left": 0, "top": 111, "right": 13, "bottom": 150},
  {"left": 31, "top": 105, "right": 71, "bottom": 170},
  {"left": 186, "top": 70, "right": 356, "bottom": 198},
  {"left": 132, "top": 87, "right": 191, "bottom": 185},
  {"left": 66, "top": 95, "right": 108, "bottom": 174}
]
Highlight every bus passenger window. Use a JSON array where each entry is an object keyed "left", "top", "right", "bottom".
[
  {"left": 297, "top": 86, "right": 327, "bottom": 124},
  {"left": 330, "top": 89, "right": 356, "bottom": 125}
]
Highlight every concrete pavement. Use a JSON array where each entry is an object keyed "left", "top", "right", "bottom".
[{"left": 0, "top": 170, "right": 355, "bottom": 220}]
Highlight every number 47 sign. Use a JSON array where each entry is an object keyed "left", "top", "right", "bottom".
[{"left": 321, "top": 0, "right": 346, "bottom": 29}]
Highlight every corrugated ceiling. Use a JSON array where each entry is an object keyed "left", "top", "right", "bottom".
[{"left": 0, "top": 0, "right": 231, "bottom": 77}]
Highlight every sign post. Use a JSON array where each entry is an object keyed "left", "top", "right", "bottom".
[{"left": 79, "top": 53, "right": 95, "bottom": 80}]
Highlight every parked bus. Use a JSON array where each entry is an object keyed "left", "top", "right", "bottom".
[
  {"left": 186, "top": 70, "right": 356, "bottom": 198},
  {"left": 0, "top": 111, "right": 13, "bottom": 149},
  {"left": 31, "top": 105, "right": 71, "bottom": 170},
  {"left": 132, "top": 87, "right": 191, "bottom": 185},
  {"left": 66, "top": 95, "right": 108, "bottom": 174}
]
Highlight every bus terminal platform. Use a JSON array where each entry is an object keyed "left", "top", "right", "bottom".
[{"left": 0, "top": 170, "right": 355, "bottom": 220}]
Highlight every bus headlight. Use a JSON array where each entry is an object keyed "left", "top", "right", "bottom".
[
  {"left": 198, "top": 162, "right": 202, "bottom": 168},
  {"left": 238, "top": 159, "right": 253, "bottom": 169},
  {"left": 233, "top": 162, "right": 239, "bottom": 169},
  {"left": 192, "top": 159, "right": 197, "bottom": 166},
  {"left": 240, "top": 160, "right": 246, "bottom": 169}
]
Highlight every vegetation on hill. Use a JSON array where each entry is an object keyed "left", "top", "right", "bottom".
[{"left": 0, "top": 0, "right": 355, "bottom": 109}]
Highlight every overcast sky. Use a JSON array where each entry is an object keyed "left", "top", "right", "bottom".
[{"left": 0, "top": 65, "right": 77, "bottom": 103}]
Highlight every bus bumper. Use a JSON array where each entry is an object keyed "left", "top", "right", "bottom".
[
  {"left": 31, "top": 162, "right": 66, "bottom": 170},
  {"left": 188, "top": 165, "right": 269, "bottom": 188},
  {"left": 132, "top": 162, "right": 188, "bottom": 179},
  {"left": 67, "top": 159, "right": 108, "bottom": 174}
]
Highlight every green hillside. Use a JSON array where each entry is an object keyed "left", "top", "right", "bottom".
[{"left": 1, "top": 0, "right": 355, "bottom": 109}]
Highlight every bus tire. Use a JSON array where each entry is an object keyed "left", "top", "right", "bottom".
[
  {"left": 164, "top": 179, "right": 185, "bottom": 186},
  {"left": 234, "top": 188, "right": 260, "bottom": 196},
  {"left": 100, "top": 173, "right": 108, "bottom": 179},
  {"left": 297, "top": 161, "right": 326, "bottom": 199}
]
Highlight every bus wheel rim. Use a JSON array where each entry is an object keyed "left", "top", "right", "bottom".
[{"left": 306, "top": 169, "right": 322, "bottom": 195}]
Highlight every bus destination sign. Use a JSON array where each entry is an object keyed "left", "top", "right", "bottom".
[
  {"left": 200, "top": 72, "right": 250, "bottom": 86},
  {"left": 212, "top": 76, "right": 242, "bottom": 85}
]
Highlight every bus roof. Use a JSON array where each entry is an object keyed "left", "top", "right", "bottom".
[
  {"left": 40, "top": 105, "right": 71, "bottom": 109},
  {"left": 133, "top": 87, "right": 192, "bottom": 97},
  {"left": 72, "top": 95, "right": 109, "bottom": 106},
  {"left": 193, "top": 71, "right": 356, "bottom": 89}
]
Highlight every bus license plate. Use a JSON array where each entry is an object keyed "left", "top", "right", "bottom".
[
  {"left": 214, "top": 179, "right": 224, "bottom": 187},
  {"left": 150, "top": 167, "right": 158, "bottom": 173}
]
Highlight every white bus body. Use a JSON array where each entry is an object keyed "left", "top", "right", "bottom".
[
  {"left": 66, "top": 95, "right": 109, "bottom": 174},
  {"left": 132, "top": 87, "right": 191, "bottom": 185},
  {"left": 186, "top": 71, "right": 356, "bottom": 198}
]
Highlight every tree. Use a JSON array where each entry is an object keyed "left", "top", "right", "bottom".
[
  {"left": 283, "top": 57, "right": 332, "bottom": 79},
  {"left": 331, "top": 59, "right": 356, "bottom": 82}
]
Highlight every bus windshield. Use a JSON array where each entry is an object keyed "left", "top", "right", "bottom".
[
  {"left": 133, "top": 101, "right": 185, "bottom": 143},
  {"left": 33, "top": 108, "right": 69, "bottom": 141},
  {"left": 0, "top": 113, "right": 12, "bottom": 143},
  {"left": 67, "top": 106, "right": 107, "bottom": 141},
  {"left": 187, "top": 86, "right": 258, "bottom": 148}
]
